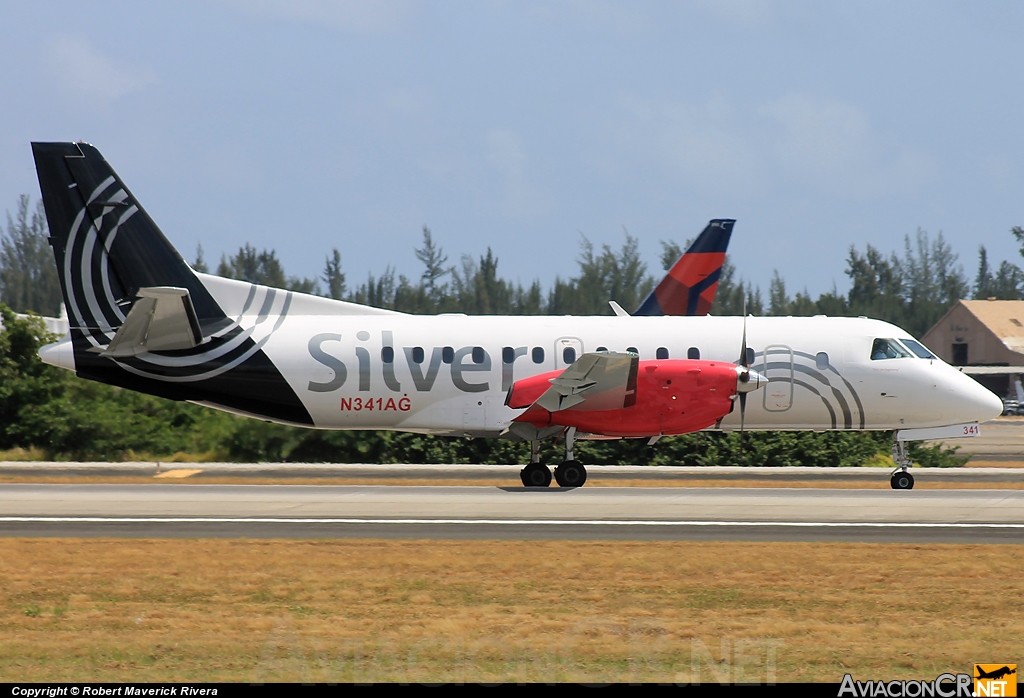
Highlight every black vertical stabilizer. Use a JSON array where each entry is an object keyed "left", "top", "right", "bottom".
[
  {"left": 31, "top": 142, "right": 225, "bottom": 336},
  {"left": 31, "top": 142, "right": 313, "bottom": 426}
]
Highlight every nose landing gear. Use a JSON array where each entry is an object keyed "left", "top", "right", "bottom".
[
  {"left": 890, "top": 470, "right": 915, "bottom": 490},
  {"left": 890, "top": 436, "right": 915, "bottom": 490}
]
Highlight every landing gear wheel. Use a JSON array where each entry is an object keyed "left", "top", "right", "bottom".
[
  {"left": 554, "top": 460, "right": 587, "bottom": 488},
  {"left": 890, "top": 471, "right": 915, "bottom": 490},
  {"left": 521, "top": 462, "right": 552, "bottom": 487}
]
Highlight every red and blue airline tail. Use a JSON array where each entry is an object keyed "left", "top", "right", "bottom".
[{"left": 633, "top": 219, "right": 735, "bottom": 316}]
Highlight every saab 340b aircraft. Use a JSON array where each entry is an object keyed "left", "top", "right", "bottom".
[{"left": 29, "top": 142, "right": 1002, "bottom": 489}]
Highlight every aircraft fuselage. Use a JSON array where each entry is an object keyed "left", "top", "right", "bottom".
[{"left": 40, "top": 273, "right": 998, "bottom": 437}]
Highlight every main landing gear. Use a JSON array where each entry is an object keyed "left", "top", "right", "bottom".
[
  {"left": 520, "top": 439, "right": 552, "bottom": 487},
  {"left": 890, "top": 436, "right": 915, "bottom": 490},
  {"left": 519, "top": 427, "right": 588, "bottom": 488},
  {"left": 554, "top": 460, "right": 587, "bottom": 487},
  {"left": 554, "top": 427, "right": 588, "bottom": 487}
]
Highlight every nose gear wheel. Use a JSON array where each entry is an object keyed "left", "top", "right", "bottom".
[{"left": 890, "top": 471, "right": 914, "bottom": 490}]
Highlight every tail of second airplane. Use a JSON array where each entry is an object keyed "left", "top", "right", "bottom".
[
  {"left": 31, "top": 141, "right": 313, "bottom": 425},
  {"left": 634, "top": 219, "right": 734, "bottom": 316}
]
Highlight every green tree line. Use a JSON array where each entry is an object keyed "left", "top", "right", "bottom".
[
  {"left": 200, "top": 224, "right": 1023, "bottom": 340},
  {"left": 3, "top": 195, "right": 1012, "bottom": 465},
  {"left": 6, "top": 194, "right": 1024, "bottom": 333}
]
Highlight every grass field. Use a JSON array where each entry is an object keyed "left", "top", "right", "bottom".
[{"left": 0, "top": 539, "right": 1020, "bottom": 683}]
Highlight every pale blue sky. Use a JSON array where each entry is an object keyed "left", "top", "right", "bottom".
[{"left": 2, "top": 1, "right": 1023, "bottom": 298}]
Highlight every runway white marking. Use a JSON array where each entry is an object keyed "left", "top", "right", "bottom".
[{"left": 3, "top": 517, "right": 1024, "bottom": 529}]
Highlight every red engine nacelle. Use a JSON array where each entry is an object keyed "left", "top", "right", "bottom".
[{"left": 508, "top": 359, "right": 743, "bottom": 438}]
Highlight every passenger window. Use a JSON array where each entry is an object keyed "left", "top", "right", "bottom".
[
  {"left": 472, "top": 346, "right": 485, "bottom": 364},
  {"left": 412, "top": 347, "right": 424, "bottom": 364},
  {"left": 656, "top": 347, "right": 669, "bottom": 360},
  {"left": 381, "top": 346, "right": 395, "bottom": 363},
  {"left": 871, "top": 338, "right": 911, "bottom": 360},
  {"left": 596, "top": 346, "right": 608, "bottom": 352},
  {"left": 532, "top": 347, "right": 545, "bottom": 363},
  {"left": 687, "top": 347, "right": 700, "bottom": 360},
  {"left": 442, "top": 346, "right": 454, "bottom": 364},
  {"left": 502, "top": 346, "right": 515, "bottom": 364},
  {"left": 901, "top": 339, "right": 937, "bottom": 360},
  {"left": 563, "top": 347, "right": 576, "bottom": 364},
  {"left": 815, "top": 352, "right": 829, "bottom": 370},
  {"left": 627, "top": 346, "right": 638, "bottom": 354}
]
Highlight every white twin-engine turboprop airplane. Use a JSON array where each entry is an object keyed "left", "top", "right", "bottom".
[{"left": 30, "top": 142, "right": 1003, "bottom": 489}]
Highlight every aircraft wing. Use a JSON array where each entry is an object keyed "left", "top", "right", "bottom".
[
  {"left": 101, "top": 286, "right": 203, "bottom": 357},
  {"left": 527, "top": 352, "right": 639, "bottom": 413}
]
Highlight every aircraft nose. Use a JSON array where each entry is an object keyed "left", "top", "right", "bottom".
[
  {"left": 976, "top": 383, "right": 1005, "bottom": 422},
  {"left": 956, "top": 373, "right": 1004, "bottom": 424}
]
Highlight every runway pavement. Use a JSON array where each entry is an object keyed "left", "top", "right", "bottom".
[
  {"left": 6, "top": 462, "right": 1024, "bottom": 483},
  {"left": 3, "top": 418, "right": 1023, "bottom": 543},
  {"left": 2, "top": 483, "right": 1023, "bottom": 543}
]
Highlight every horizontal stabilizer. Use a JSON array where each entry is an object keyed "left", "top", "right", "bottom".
[{"left": 101, "top": 287, "right": 202, "bottom": 357}]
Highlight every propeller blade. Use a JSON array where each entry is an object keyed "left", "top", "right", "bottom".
[
  {"left": 739, "top": 298, "right": 748, "bottom": 367},
  {"left": 737, "top": 297, "right": 754, "bottom": 433}
]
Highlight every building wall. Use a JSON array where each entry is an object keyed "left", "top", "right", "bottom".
[
  {"left": 921, "top": 304, "right": 1024, "bottom": 366},
  {"left": 921, "top": 302, "right": 1024, "bottom": 397}
]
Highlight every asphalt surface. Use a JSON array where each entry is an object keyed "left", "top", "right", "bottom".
[
  {"left": 6, "top": 417, "right": 1024, "bottom": 483},
  {"left": 2, "top": 483, "right": 1023, "bottom": 543},
  {"left": 4, "top": 417, "right": 1024, "bottom": 543},
  {"left": 6, "top": 462, "right": 1024, "bottom": 483}
]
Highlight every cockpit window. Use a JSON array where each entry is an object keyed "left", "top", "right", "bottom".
[
  {"left": 871, "top": 338, "right": 911, "bottom": 360},
  {"left": 900, "top": 339, "right": 937, "bottom": 360}
]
